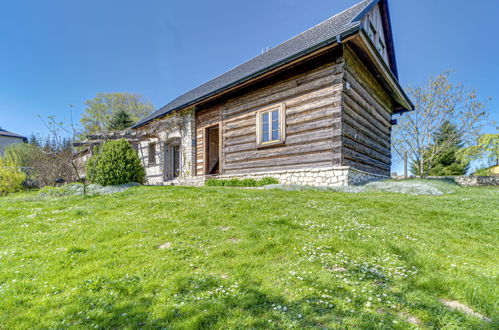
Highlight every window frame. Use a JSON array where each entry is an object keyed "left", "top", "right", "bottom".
[
  {"left": 368, "top": 21, "right": 377, "bottom": 41},
  {"left": 256, "top": 103, "right": 286, "bottom": 148},
  {"left": 377, "top": 37, "right": 385, "bottom": 55}
]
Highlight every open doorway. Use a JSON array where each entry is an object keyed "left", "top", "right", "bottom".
[{"left": 205, "top": 125, "right": 220, "bottom": 175}]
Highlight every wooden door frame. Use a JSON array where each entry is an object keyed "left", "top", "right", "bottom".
[{"left": 203, "top": 122, "right": 222, "bottom": 175}]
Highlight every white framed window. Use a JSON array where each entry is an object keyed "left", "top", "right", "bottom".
[{"left": 256, "top": 103, "right": 286, "bottom": 147}]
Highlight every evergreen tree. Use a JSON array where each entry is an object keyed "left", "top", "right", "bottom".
[
  {"left": 107, "top": 110, "right": 134, "bottom": 131},
  {"left": 413, "top": 121, "right": 470, "bottom": 176}
]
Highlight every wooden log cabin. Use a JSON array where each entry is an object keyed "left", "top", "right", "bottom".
[{"left": 132, "top": 0, "right": 413, "bottom": 186}]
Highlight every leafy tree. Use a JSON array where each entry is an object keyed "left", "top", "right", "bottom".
[
  {"left": 86, "top": 139, "right": 145, "bottom": 186},
  {"left": 459, "top": 133, "right": 499, "bottom": 169},
  {"left": 411, "top": 121, "right": 469, "bottom": 176},
  {"left": 80, "top": 93, "right": 153, "bottom": 136},
  {"left": 393, "top": 71, "right": 493, "bottom": 177},
  {"left": 108, "top": 110, "right": 134, "bottom": 131}
]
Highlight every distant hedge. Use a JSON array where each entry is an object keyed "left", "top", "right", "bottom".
[
  {"left": 86, "top": 139, "right": 145, "bottom": 186},
  {"left": 205, "top": 177, "right": 278, "bottom": 187},
  {"left": 0, "top": 157, "right": 26, "bottom": 196}
]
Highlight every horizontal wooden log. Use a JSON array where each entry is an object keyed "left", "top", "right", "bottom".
[
  {"left": 342, "top": 119, "right": 390, "bottom": 152},
  {"left": 342, "top": 158, "right": 388, "bottom": 176},
  {"left": 343, "top": 46, "right": 393, "bottom": 110},
  {"left": 223, "top": 151, "right": 337, "bottom": 171},
  {"left": 343, "top": 147, "right": 390, "bottom": 171},
  {"left": 342, "top": 136, "right": 391, "bottom": 164},
  {"left": 345, "top": 87, "right": 390, "bottom": 130},
  {"left": 287, "top": 96, "right": 341, "bottom": 118},
  {"left": 286, "top": 117, "right": 341, "bottom": 135},
  {"left": 286, "top": 107, "right": 341, "bottom": 126},
  {"left": 222, "top": 64, "right": 338, "bottom": 114},
  {"left": 345, "top": 72, "right": 391, "bottom": 122},
  {"left": 223, "top": 67, "right": 343, "bottom": 118},
  {"left": 286, "top": 127, "right": 341, "bottom": 145},
  {"left": 342, "top": 124, "right": 391, "bottom": 157},
  {"left": 342, "top": 102, "right": 389, "bottom": 143},
  {"left": 343, "top": 94, "right": 390, "bottom": 136},
  {"left": 225, "top": 140, "right": 340, "bottom": 163},
  {"left": 285, "top": 84, "right": 342, "bottom": 109},
  {"left": 223, "top": 134, "right": 257, "bottom": 147},
  {"left": 223, "top": 132, "right": 339, "bottom": 155}
]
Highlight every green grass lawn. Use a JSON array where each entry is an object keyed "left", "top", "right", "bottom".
[{"left": 0, "top": 183, "right": 497, "bottom": 329}]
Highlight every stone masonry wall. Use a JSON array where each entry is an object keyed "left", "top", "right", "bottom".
[
  {"left": 211, "top": 166, "right": 386, "bottom": 187},
  {"left": 454, "top": 176, "right": 499, "bottom": 187},
  {"left": 137, "top": 109, "right": 195, "bottom": 185}
]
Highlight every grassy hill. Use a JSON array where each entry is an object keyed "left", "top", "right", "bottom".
[{"left": 0, "top": 183, "right": 497, "bottom": 328}]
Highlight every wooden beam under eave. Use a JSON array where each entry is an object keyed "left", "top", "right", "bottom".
[{"left": 348, "top": 31, "right": 413, "bottom": 112}]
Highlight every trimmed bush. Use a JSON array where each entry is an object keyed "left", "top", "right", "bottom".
[
  {"left": 0, "top": 157, "right": 26, "bottom": 196},
  {"left": 259, "top": 177, "right": 279, "bottom": 185},
  {"left": 86, "top": 139, "right": 145, "bottom": 186},
  {"left": 205, "top": 177, "right": 278, "bottom": 187}
]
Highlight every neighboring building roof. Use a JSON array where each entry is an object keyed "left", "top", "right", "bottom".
[
  {"left": 0, "top": 128, "right": 27, "bottom": 140},
  {"left": 134, "top": 0, "right": 399, "bottom": 129}
]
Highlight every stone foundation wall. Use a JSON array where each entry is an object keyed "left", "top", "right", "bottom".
[
  {"left": 454, "top": 176, "right": 499, "bottom": 187},
  {"left": 211, "top": 166, "right": 386, "bottom": 187}
]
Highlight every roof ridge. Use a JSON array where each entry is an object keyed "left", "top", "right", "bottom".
[
  {"left": 259, "top": 0, "right": 373, "bottom": 54},
  {"left": 165, "top": 0, "right": 373, "bottom": 100}
]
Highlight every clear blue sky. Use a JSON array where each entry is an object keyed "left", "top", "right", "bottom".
[{"left": 0, "top": 0, "right": 497, "bottom": 171}]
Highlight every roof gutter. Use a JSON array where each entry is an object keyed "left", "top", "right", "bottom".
[{"left": 133, "top": 24, "right": 362, "bottom": 129}]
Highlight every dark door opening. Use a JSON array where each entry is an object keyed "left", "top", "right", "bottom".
[
  {"left": 205, "top": 125, "right": 220, "bottom": 175},
  {"left": 164, "top": 141, "right": 181, "bottom": 180}
]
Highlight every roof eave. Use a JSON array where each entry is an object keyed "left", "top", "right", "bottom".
[
  {"left": 356, "top": 29, "right": 413, "bottom": 113},
  {"left": 133, "top": 24, "right": 362, "bottom": 129}
]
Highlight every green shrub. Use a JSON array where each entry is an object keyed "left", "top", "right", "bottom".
[
  {"left": 205, "top": 177, "right": 279, "bottom": 187},
  {"left": 0, "top": 157, "right": 26, "bottom": 196},
  {"left": 86, "top": 139, "right": 145, "bottom": 186},
  {"left": 259, "top": 177, "right": 279, "bottom": 185},
  {"left": 205, "top": 178, "right": 223, "bottom": 186}
]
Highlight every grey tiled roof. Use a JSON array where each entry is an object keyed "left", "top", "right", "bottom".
[
  {"left": 134, "top": 0, "right": 376, "bottom": 128},
  {"left": 0, "top": 128, "right": 27, "bottom": 139}
]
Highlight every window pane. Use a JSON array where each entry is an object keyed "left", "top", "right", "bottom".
[
  {"left": 272, "top": 130, "right": 279, "bottom": 141},
  {"left": 262, "top": 112, "right": 269, "bottom": 124},
  {"left": 262, "top": 130, "right": 270, "bottom": 142},
  {"left": 272, "top": 119, "right": 278, "bottom": 131},
  {"left": 262, "top": 122, "right": 269, "bottom": 134},
  {"left": 271, "top": 110, "right": 278, "bottom": 121}
]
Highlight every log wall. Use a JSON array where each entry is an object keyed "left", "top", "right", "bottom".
[
  {"left": 195, "top": 52, "right": 346, "bottom": 176},
  {"left": 341, "top": 45, "right": 393, "bottom": 176},
  {"left": 195, "top": 45, "right": 396, "bottom": 178}
]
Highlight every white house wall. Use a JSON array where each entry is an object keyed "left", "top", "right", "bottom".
[
  {"left": 137, "top": 110, "right": 196, "bottom": 185},
  {"left": 0, "top": 136, "right": 24, "bottom": 155}
]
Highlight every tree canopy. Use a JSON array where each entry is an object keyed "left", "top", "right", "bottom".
[
  {"left": 392, "top": 71, "right": 493, "bottom": 177},
  {"left": 80, "top": 92, "right": 153, "bottom": 136}
]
